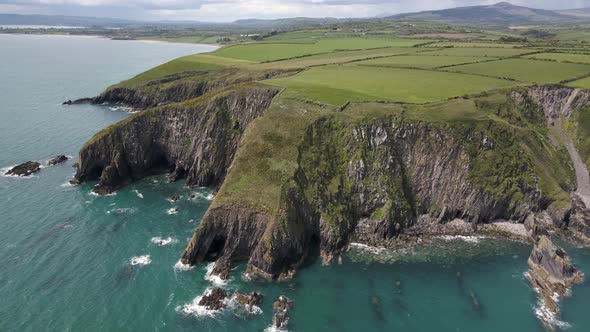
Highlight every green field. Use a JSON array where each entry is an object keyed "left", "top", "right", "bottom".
[
  {"left": 525, "top": 52, "right": 590, "bottom": 64},
  {"left": 212, "top": 38, "right": 426, "bottom": 62},
  {"left": 424, "top": 47, "right": 534, "bottom": 57},
  {"left": 115, "top": 54, "right": 253, "bottom": 87},
  {"left": 568, "top": 76, "right": 590, "bottom": 89},
  {"left": 265, "top": 65, "right": 518, "bottom": 105},
  {"left": 254, "top": 47, "right": 436, "bottom": 69},
  {"left": 356, "top": 55, "right": 485, "bottom": 69},
  {"left": 447, "top": 58, "right": 590, "bottom": 83},
  {"left": 429, "top": 42, "right": 523, "bottom": 48}
]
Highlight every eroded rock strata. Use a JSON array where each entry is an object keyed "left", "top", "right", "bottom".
[
  {"left": 75, "top": 80, "right": 590, "bottom": 286},
  {"left": 527, "top": 236, "right": 583, "bottom": 330},
  {"left": 72, "top": 85, "right": 279, "bottom": 194}
]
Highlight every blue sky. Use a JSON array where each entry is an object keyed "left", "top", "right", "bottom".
[{"left": 0, "top": 0, "right": 589, "bottom": 22}]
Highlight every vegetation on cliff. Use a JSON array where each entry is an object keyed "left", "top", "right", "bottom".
[{"left": 73, "top": 29, "right": 590, "bottom": 282}]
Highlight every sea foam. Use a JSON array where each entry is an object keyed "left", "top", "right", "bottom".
[
  {"left": 151, "top": 237, "right": 177, "bottom": 246},
  {"left": 130, "top": 255, "right": 152, "bottom": 266},
  {"left": 174, "top": 259, "right": 194, "bottom": 272}
]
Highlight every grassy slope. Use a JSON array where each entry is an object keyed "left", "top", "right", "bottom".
[
  {"left": 211, "top": 38, "right": 427, "bottom": 62},
  {"left": 264, "top": 65, "right": 518, "bottom": 105},
  {"left": 525, "top": 52, "right": 590, "bottom": 64},
  {"left": 356, "top": 55, "right": 485, "bottom": 69},
  {"left": 447, "top": 58, "right": 590, "bottom": 83}
]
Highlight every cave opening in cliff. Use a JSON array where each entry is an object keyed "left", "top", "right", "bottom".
[
  {"left": 301, "top": 234, "right": 321, "bottom": 268},
  {"left": 206, "top": 235, "right": 226, "bottom": 260}
]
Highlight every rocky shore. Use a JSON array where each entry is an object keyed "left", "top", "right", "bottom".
[
  {"left": 72, "top": 75, "right": 590, "bottom": 327},
  {"left": 527, "top": 236, "right": 584, "bottom": 330}
]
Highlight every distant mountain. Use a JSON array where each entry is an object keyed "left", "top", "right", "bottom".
[
  {"left": 232, "top": 17, "right": 350, "bottom": 29},
  {"left": 0, "top": 14, "right": 136, "bottom": 27},
  {"left": 387, "top": 2, "right": 577, "bottom": 24},
  {"left": 558, "top": 7, "right": 590, "bottom": 18}
]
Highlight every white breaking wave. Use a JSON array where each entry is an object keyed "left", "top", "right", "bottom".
[
  {"left": 173, "top": 259, "right": 194, "bottom": 272},
  {"left": 176, "top": 288, "right": 228, "bottom": 318},
  {"left": 130, "top": 255, "right": 152, "bottom": 266},
  {"left": 166, "top": 208, "right": 178, "bottom": 215},
  {"left": 132, "top": 189, "right": 144, "bottom": 198},
  {"left": 107, "top": 207, "right": 136, "bottom": 215},
  {"left": 204, "top": 262, "right": 229, "bottom": 286},
  {"left": 151, "top": 237, "right": 177, "bottom": 246},
  {"left": 264, "top": 323, "right": 289, "bottom": 332},
  {"left": 89, "top": 190, "right": 117, "bottom": 197},
  {"left": 349, "top": 242, "right": 387, "bottom": 255},
  {"left": 436, "top": 235, "right": 486, "bottom": 244},
  {"left": 189, "top": 192, "right": 214, "bottom": 201}
]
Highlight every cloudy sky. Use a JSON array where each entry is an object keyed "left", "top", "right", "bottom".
[{"left": 1, "top": 0, "right": 589, "bottom": 22}]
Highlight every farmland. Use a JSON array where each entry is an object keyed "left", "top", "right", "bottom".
[
  {"left": 264, "top": 65, "right": 518, "bottom": 105},
  {"left": 109, "top": 28, "right": 590, "bottom": 106}
]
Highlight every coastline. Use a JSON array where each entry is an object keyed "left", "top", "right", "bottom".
[{"left": 0, "top": 31, "right": 221, "bottom": 47}]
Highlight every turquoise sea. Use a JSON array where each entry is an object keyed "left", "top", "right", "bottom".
[{"left": 1, "top": 34, "right": 590, "bottom": 332}]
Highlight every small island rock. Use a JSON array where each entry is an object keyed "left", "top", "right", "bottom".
[
  {"left": 527, "top": 236, "right": 584, "bottom": 330},
  {"left": 198, "top": 288, "right": 227, "bottom": 311},
  {"left": 5, "top": 161, "right": 41, "bottom": 177},
  {"left": 48, "top": 155, "right": 70, "bottom": 165}
]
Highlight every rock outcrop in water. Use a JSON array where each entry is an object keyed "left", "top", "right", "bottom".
[
  {"left": 48, "top": 155, "right": 69, "bottom": 165},
  {"left": 271, "top": 295, "right": 291, "bottom": 330},
  {"left": 5, "top": 161, "right": 41, "bottom": 177},
  {"left": 72, "top": 85, "right": 279, "bottom": 194},
  {"left": 527, "top": 236, "right": 583, "bottom": 330},
  {"left": 198, "top": 288, "right": 228, "bottom": 311}
]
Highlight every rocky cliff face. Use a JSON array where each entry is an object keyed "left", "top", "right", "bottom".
[
  {"left": 76, "top": 68, "right": 294, "bottom": 110},
  {"left": 183, "top": 108, "right": 558, "bottom": 279},
  {"left": 512, "top": 86, "right": 590, "bottom": 241},
  {"left": 73, "top": 85, "right": 279, "bottom": 194},
  {"left": 527, "top": 235, "right": 583, "bottom": 330}
]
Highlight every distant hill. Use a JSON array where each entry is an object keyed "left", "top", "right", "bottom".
[
  {"left": 387, "top": 2, "right": 577, "bottom": 24},
  {"left": 0, "top": 14, "right": 136, "bottom": 27},
  {"left": 559, "top": 8, "right": 590, "bottom": 18}
]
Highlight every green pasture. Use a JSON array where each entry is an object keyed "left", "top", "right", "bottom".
[
  {"left": 447, "top": 58, "right": 590, "bottom": 83},
  {"left": 525, "top": 52, "right": 590, "bottom": 64},
  {"left": 356, "top": 55, "right": 485, "bottom": 69},
  {"left": 212, "top": 38, "right": 426, "bottom": 62},
  {"left": 264, "top": 65, "right": 518, "bottom": 105}
]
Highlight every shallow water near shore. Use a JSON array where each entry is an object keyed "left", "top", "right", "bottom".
[{"left": 2, "top": 34, "right": 590, "bottom": 332}]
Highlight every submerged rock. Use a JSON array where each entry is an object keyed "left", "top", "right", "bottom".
[
  {"left": 48, "top": 155, "right": 69, "bottom": 165},
  {"left": 234, "top": 291, "right": 263, "bottom": 312},
  {"left": 272, "top": 295, "right": 291, "bottom": 329},
  {"left": 5, "top": 161, "right": 41, "bottom": 177},
  {"left": 527, "top": 236, "right": 583, "bottom": 330},
  {"left": 198, "top": 288, "right": 228, "bottom": 311}
]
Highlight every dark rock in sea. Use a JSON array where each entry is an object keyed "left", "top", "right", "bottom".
[
  {"left": 527, "top": 236, "right": 584, "bottom": 330},
  {"left": 198, "top": 288, "right": 228, "bottom": 311},
  {"left": 71, "top": 162, "right": 79, "bottom": 168},
  {"left": 63, "top": 98, "right": 93, "bottom": 105},
  {"left": 234, "top": 291, "right": 263, "bottom": 312},
  {"left": 5, "top": 161, "right": 41, "bottom": 177},
  {"left": 48, "top": 155, "right": 69, "bottom": 165},
  {"left": 272, "top": 295, "right": 291, "bottom": 329},
  {"left": 169, "top": 195, "right": 181, "bottom": 202}
]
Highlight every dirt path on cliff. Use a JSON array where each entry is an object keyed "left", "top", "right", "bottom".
[{"left": 553, "top": 118, "right": 590, "bottom": 207}]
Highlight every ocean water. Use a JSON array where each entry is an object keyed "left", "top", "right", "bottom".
[{"left": 1, "top": 34, "right": 589, "bottom": 332}]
